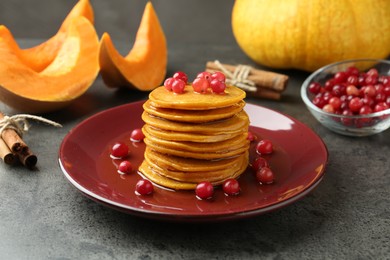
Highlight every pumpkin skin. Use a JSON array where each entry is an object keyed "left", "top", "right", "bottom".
[
  {"left": 232, "top": 0, "right": 390, "bottom": 71},
  {"left": 1, "top": 0, "right": 93, "bottom": 72},
  {"left": 99, "top": 2, "right": 167, "bottom": 91},
  {"left": 0, "top": 17, "right": 99, "bottom": 113}
]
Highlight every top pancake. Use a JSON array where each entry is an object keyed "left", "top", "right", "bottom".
[
  {"left": 143, "top": 100, "right": 245, "bottom": 123},
  {"left": 149, "top": 85, "right": 246, "bottom": 110}
]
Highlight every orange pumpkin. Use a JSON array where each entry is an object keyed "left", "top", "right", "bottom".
[
  {"left": 0, "top": 17, "right": 99, "bottom": 113},
  {"left": 1, "top": 0, "right": 93, "bottom": 72},
  {"left": 99, "top": 2, "right": 167, "bottom": 91},
  {"left": 232, "top": 0, "right": 390, "bottom": 71}
]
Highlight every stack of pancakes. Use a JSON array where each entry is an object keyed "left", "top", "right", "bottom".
[{"left": 139, "top": 85, "right": 250, "bottom": 190}]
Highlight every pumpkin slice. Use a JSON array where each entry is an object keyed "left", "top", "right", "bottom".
[
  {"left": 99, "top": 2, "right": 167, "bottom": 91},
  {"left": 0, "top": 16, "right": 99, "bottom": 113},
  {"left": 0, "top": 0, "right": 93, "bottom": 72}
]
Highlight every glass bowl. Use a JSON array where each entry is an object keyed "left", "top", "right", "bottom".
[{"left": 301, "top": 59, "right": 390, "bottom": 136}]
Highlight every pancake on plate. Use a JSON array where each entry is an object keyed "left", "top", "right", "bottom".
[{"left": 138, "top": 83, "right": 250, "bottom": 190}]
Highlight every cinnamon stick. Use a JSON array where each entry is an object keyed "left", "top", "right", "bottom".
[
  {"left": 252, "top": 88, "right": 282, "bottom": 100},
  {"left": 0, "top": 137, "right": 16, "bottom": 165},
  {"left": 0, "top": 112, "right": 38, "bottom": 169},
  {"left": 206, "top": 61, "right": 289, "bottom": 100},
  {"left": 17, "top": 148, "right": 37, "bottom": 169},
  {"left": 0, "top": 112, "right": 28, "bottom": 153}
]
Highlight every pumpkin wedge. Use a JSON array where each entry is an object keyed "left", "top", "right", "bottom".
[
  {"left": 99, "top": 2, "right": 167, "bottom": 91},
  {"left": 1, "top": 0, "right": 93, "bottom": 72},
  {"left": 0, "top": 16, "right": 99, "bottom": 113}
]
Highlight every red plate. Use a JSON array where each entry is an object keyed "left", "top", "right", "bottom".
[{"left": 59, "top": 101, "right": 328, "bottom": 222}]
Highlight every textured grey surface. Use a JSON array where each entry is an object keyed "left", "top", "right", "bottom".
[{"left": 0, "top": 1, "right": 389, "bottom": 259}]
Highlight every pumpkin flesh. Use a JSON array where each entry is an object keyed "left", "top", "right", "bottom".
[
  {"left": 0, "top": 16, "right": 99, "bottom": 113},
  {"left": 2, "top": 0, "right": 93, "bottom": 72},
  {"left": 99, "top": 2, "right": 167, "bottom": 91}
]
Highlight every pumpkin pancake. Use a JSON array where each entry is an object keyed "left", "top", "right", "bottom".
[
  {"left": 149, "top": 85, "right": 246, "bottom": 110},
  {"left": 144, "top": 137, "right": 249, "bottom": 160},
  {"left": 138, "top": 152, "right": 248, "bottom": 190},
  {"left": 143, "top": 130, "right": 249, "bottom": 153},
  {"left": 143, "top": 99, "right": 245, "bottom": 123},
  {"left": 144, "top": 151, "right": 248, "bottom": 183},
  {"left": 144, "top": 147, "right": 245, "bottom": 172},
  {"left": 142, "top": 110, "right": 249, "bottom": 134},
  {"left": 139, "top": 83, "right": 250, "bottom": 190},
  {"left": 142, "top": 125, "right": 244, "bottom": 143}
]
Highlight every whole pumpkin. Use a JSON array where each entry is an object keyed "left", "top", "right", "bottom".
[{"left": 232, "top": 0, "right": 390, "bottom": 72}]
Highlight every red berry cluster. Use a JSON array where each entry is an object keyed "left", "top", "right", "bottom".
[
  {"left": 110, "top": 141, "right": 133, "bottom": 175},
  {"left": 195, "top": 178, "right": 240, "bottom": 200},
  {"left": 164, "top": 71, "right": 188, "bottom": 94},
  {"left": 253, "top": 139, "right": 275, "bottom": 184},
  {"left": 195, "top": 134, "right": 276, "bottom": 201},
  {"left": 309, "top": 67, "right": 390, "bottom": 117},
  {"left": 193, "top": 71, "right": 227, "bottom": 94},
  {"left": 110, "top": 128, "right": 153, "bottom": 195},
  {"left": 163, "top": 71, "right": 227, "bottom": 94}
]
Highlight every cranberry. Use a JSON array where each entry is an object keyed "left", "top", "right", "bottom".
[
  {"left": 312, "top": 96, "right": 326, "bottom": 108},
  {"left": 374, "top": 102, "right": 389, "bottom": 112},
  {"left": 164, "top": 77, "right": 174, "bottom": 91},
  {"left": 192, "top": 77, "right": 210, "bottom": 93},
  {"left": 195, "top": 181, "right": 214, "bottom": 200},
  {"left": 328, "top": 97, "right": 341, "bottom": 111},
  {"left": 340, "top": 101, "right": 349, "bottom": 111},
  {"left": 346, "top": 85, "right": 359, "bottom": 96},
  {"left": 349, "top": 97, "right": 363, "bottom": 113},
  {"left": 211, "top": 71, "right": 226, "bottom": 82},
  {"left": 359, "top": 105, "right": 372, "bottom": 115},
  {"left": 346, "top": 66, "right": 359, "bottom": 76},
  {"left": 322, "top": 104, "right": 335, "bottom": 113},
  {"left": 331, "top": 84, "right": 346, "bottom": 97},
  {"left": 334, "top": 71, "right": 347, "bottom": 83},
  {"left": 210, "top": 79, "right": 226, "bottom": 94},
  {"left": 346, "top": 95, "right": 354, "bottom": 101},
  {"left": 173, "top": 71, "right": 188, "bottom": 84},
  {"left": 347, "top": 75, "right": 358, "bottom": 85},
  {"left": 256, "top": 167, "right": 274, "bottom": 184},
  {"left": 383, "top": 86, "right": 390, "bottom": 96},
  {"left": 375, "top": 93, "right": 386, "bottom": 103},
  {"left": 247, "top": 131, "right": 256, "bottom": 142},
  {"left": 252, "top": 157, "right": 269, "bottom": 171},
  {"left": 340, "top": 95, "right": 348, "bottom": 102},
  {"left": 358, "top": 75, "right": 366, "bottom": 86},
  {"left": 382, "top": 76, "right": 390, "bottom": 87},
  {"left": 362, "top": 85, "right": 376, "bottom": 97},
  {"left": 341, "top": 109, "right": 354, "bottom": 126},
  {"left": 118, "top": 160, "right": 132, "bottom": 175},
  {"left": 256, "top": 139, "right": 273, "bottom": 155},
  {"left": 308, "top": 82, "right": 321, "bottom": 94},
  {"left": 171, "top": 78, "right": 186, "bottom": 94},
  {"left": 324, "top": 79, "right": 335, "bottom": 91},
  {"left": 135, "top": 179, "right": 154, "bottom": 195},
  {"left": 367, "top": 68, "right": 379, "bottom": 77},
  {"left": 111, "top": 142, "right": 129, "bottom": 159},
  {"left": 196, "top": 71, "right": 212, "bottom": 82},
  {"left": 362, "top": 96, "right": 375, "bottom": 108},
  {"left": 365, "top": 75, "right": 377, "bottom": 85},
  {"left": 322, "top": 91, "right": 333, "bottom": 102},
  {"left": 130, "top": 128, "right": 145, "bottom": 142},
  {"left": 222, "top": 179, "right": 240, "bottom": 196},
  {"left": 375, "top": 84, "right": 384, "bottom": 94}
]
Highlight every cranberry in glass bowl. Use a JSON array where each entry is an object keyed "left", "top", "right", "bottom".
[{"left": 301, "top": 59, "right": 390, "bottom": 136}]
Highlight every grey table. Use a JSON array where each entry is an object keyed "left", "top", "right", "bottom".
[{"left": 0, "top": 1, "right": 389, "bottom": 259}]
